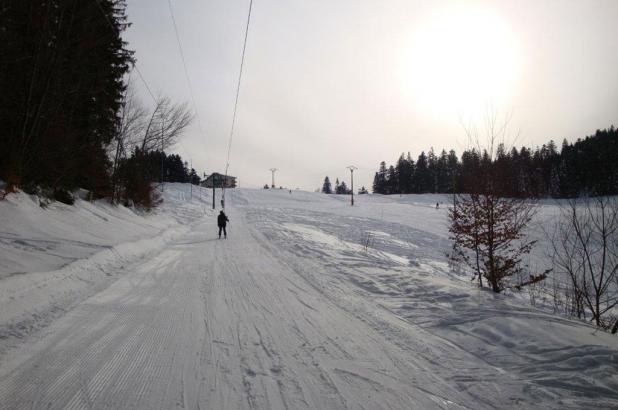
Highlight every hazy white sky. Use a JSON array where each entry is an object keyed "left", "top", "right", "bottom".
[{"left": 124, "top": 0, "right": 618, "bottom": 191}]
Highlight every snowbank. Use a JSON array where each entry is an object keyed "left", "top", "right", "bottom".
[{"left": 0, "top": 184, "right": 213, "bottom": 349}]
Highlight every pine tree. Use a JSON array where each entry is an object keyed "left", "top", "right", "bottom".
[
  {"left": 415, "top": 152, "right": 430, "bottom": 193},
  {"left": 427, "top": 148, "right": 438, "bottom": 193},
  {"left": 436, "top": 149, "right": 450, "bottom": 193},
  {"left": 396, "top": 153, "right": 413, "bottom": 194},
  {"left": 386, "top": 166, "right": 397, "bottom": 194},
  {"left": 189, "top": 168, "right": 200, "bottom": 185},
  {"left": 405, "top": 153, "right": 415, "bottom": 193},
  {"left": 1, "top": 0, "right": 133, "bottom": 196},
  {"left": 372, "top": 172, "right": 380, "bottom": 194},
  {"left": 322, "top": 176, "right": 332, "bottom": 194},
  {"left": 373, "top": 162, "right": 388, "bottom": 194},
  {"left": 337, "top": 181, "right": 349, "bottom": 194},
  {"left": 447, "top": 150, "right": 459, "bottom": 193}
]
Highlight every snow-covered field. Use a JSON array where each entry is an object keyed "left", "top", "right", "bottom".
[{"left": 0, "top": 185, "right": 616, "bottom": 409}]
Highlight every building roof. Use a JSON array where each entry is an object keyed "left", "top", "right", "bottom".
[{"left": 205, "top": 173, "right": 236, "bottom": 180}]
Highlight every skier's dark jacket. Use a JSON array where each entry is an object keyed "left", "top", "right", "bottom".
[{"left": 217, "top": 212, "right": 229, "bottom": 227}]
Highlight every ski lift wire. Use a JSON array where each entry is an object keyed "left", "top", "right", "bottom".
[
  {"left": 132, "top": 66, "right": 157, "bottom": 104},
  {"left": 166, "top": 0, "right": 208, "bottom": 150},
  {"left": 91, "top": 0, "right": 157, "bottom": 104},
  {"left": 223, "top": 0, "right": 254, "bottom": 203}
]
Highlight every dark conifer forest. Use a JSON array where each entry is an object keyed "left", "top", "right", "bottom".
[
  {"left": 1, "top": 0, "right": 132, "bottom": 195},
  {"left": 0, "top": 1, "right": 196, "bottom": 206},
  {"left": 372, "top": 127, "right": 618, "bottom": 198}
]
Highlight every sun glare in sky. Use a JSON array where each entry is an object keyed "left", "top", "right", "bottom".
[{"left": 403, "top": 6, "right": 522, "bottom": 121}]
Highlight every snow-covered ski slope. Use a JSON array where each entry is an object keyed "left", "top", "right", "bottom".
[{"left": 0, "top": 185, "right": 617, "bottom": 409}]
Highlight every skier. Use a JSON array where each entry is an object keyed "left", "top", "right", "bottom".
[{"left": 217, "top": 210, "right": 229, "bottom": 239}]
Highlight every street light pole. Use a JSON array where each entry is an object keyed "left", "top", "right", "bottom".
[
  {"left": 269, "top": 168, "right": 278, "bottom": 189},
  {"left": 160, "top": 117, "right": 165, "bottom": 192},
  {"left": 346, "top": 165, "right": 357, "bottom": 206},
  {"left": 212, "top": 175, "right": 215, "bottom": 210}
]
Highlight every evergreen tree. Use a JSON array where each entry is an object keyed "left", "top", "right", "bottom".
[
  {"left": 189, "top": 168, "right": 200, "bottom": 185},
  {"left": 405, "top": 153, "right": 416, "bottom": 193},
  {"left": 372, "top": 172, "right": 380, "bottom": 194},
  {"left": 386, "top": 166, "right": 397, "bottom": 194},
  {"left": 321, "top": 176, "right": 332, "bottom": 194},
  {"left": 370, "top": 126, "right": 617, "bottom": 198},
  {"left": 427, "top": 148, "right": 438, "bottom": 193},
  {"left": 1, "top": 0, "right": 133, "bottom": 196},
  {"left": 436, "top": 150, "right": 450, "bottom": 193},
  {"left": 395, "top": 153, "right": 413, "bottom": 194},
  {"left": 337, "top": 181, "right": 350, "bottom": 194},
  {"left": 460, "top": 149, "right": 482, "bottom": 193},
  {"left": 415, "top": 152, "right": 431, "bottom": 193},
  {"left": 373, "top": 162, "right": 388, "bottom": 194},
  {"left": 517, "top": 147, "right": 533, "bottom": 197},
  {"left": 447, "top": 150, "right": 460, "bottom": 193}
]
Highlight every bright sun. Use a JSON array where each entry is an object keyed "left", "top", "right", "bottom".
[{"left": 403, "top": 6, "right": 521, "bottom": 120}]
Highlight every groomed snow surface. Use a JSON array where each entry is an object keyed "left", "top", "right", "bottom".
[{"left": 0, "top": 184, "right": 616, "bottom": 409}]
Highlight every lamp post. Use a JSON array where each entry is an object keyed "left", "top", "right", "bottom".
[
  {"left": 212, "top": 174, "right": 216, "bottom": 210},
  {"left": 269, "top": 168, "right": 278, "bottom": 189},
  {"left": 346, "top": 165, "right": 357, "bottom": 206}
]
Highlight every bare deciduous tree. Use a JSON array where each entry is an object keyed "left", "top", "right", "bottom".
[
  {"left": 107, "top": 82, "right": 194, "bottom": 204},
  {"left": 549, "top": 196, "right": 618, "bottom": 330},
  {"left": 109, "top": 83, "right": 147, "bottom": 201},
  {"left": 139, "top": 96, "right": 193, "bottom": 153},
  {"left": 116, "top": 84, "right": 147, "bottom": 152}
]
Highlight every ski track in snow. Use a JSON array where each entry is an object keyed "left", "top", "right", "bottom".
[{"left": 0, "top": 186, "right": 617, "bottom": 409}]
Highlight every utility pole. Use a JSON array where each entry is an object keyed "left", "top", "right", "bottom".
[
  {"left": 346, "top": 165, "right": 357, "bottom": 206},
  {"left": 269, "top": 168, "right": 278, "bottom": 188},
  {"left": 201, "top": 172, "right": 207, "bottom": 202},
  {"left": 160, "top": 118, "right": 165, "bottom": 192},
  {"left": 211, "top": 174, "right": 215, "bottom": 210},
  {"left": 189, "top": 158, "right": 193, "bottom": 201},
  {"left": 221, "top": 175, "right": 225, "bottom": 209}
]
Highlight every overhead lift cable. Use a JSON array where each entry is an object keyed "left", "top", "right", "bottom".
[
  {"left": 166, "top": 0, "right": 209, "bottom": 148},
  {"left": 91, "top": 0, "right": 157, "bottom": 105},
  {"left": 222, "top": 0, "right": 254, "bottom": 206},
  {"left": 93, "top": 0, "right": 194, "bottom": 186}
]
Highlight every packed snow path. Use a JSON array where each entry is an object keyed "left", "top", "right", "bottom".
[{"left": 1, "top": 187, "right": 617, "bottom": 409}]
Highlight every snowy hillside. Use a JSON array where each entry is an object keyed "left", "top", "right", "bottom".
[
  {"left": 0, "top": 185, "right": 617, "bottom": 409},
  {"left": 0, "top": 184, "right": 214, "bottom": 349}
]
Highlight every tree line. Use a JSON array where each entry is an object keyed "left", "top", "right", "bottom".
[
  {"left": 1, "top": 0, "right": 194, "bottom": 207},
  {"left": 115, "top": 150, "right": 200, "bottom": 206},
  {"left": 372, "top": 126, "right": 618, "bottom": 198},
  {"left": 321, "top": 176, "right": 368, "bottom": 195}
]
